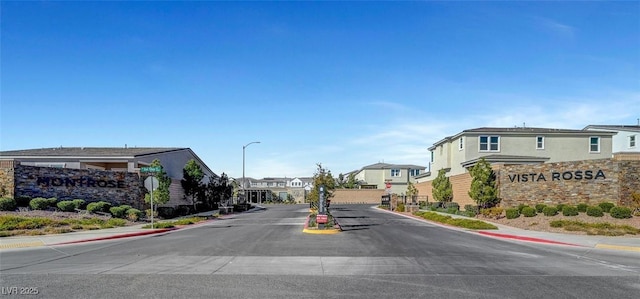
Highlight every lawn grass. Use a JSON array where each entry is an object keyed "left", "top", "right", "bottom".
[{"left": 413, "top": 211, "right": 497, "bottom": 230}]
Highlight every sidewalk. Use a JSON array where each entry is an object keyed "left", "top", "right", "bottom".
[
  {"left": 0, "top": 205, "right": 268, "bottom": 251},
  {"left": 383, "top": 208, "right": 640, "bottom": 253}
]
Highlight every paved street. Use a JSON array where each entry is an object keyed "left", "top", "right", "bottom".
[{"left": 1, "top": 204, "right": 640, "bottom": 298}]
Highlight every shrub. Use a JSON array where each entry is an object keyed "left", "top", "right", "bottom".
[
  {"left": 119, "top": 205, "right": 132, "bottom": 211},
  {"left": 535, "top": 204, "right": 547, "bottom": 213},
  {"left": 72, "top": 199, "right": 86, "bottom": 210},
  {"left": 587, "top": 206, "right": 604, "bottom": 217},
  {"left": 464, "top": 204, "right": 479, "bottom": 214},
  {"left": 396, "top": 203, "right": 405, "bottom": 212},
  {"left": 109, "top": 206, "right": 128, "bottom": 218},
  {"left": 577, "top": 203, "right": 589, "bottom": 213},
  {"left": 598, "top": 202, "right": 615, "bottom": 213},
  {"left": 562, "top": 206, "right": 579, "bottom": 216},
  {"left": 106, "top": 218, "right": 127, "bottom": 227},
  {"left": 57, "top": 201, "right": 77, "bottom": 212},
  {"left": 413, "top": 211, "right": 497, "bottom": 230},
  {"left": 87, "top": 201, "right": 112, "bottom": 213},
  {"left": 418, "top": 201, "right": 428, "bottom": 209},
  {"left": 30, "top": 198, "right": 52, "bottom": 210},
  {"left": 609, "top": 207, "right": 632, "bottom": 219},
  {"left": 521, "top": 207, "right": 537, "bottom": 217},
  {"left": 480, "top": 207, "right": 504, "bottom": 219},
  {"left": 516, "top": 204, "right": 528, "bottom": 213},
  {"left": 444, "top": 202, "right": 460, "bottom": 210},
  {"left": 157, "top": 207, "right": 176, "bottom": 219},
  {"left": 127, "top": 208, "right": 143, "bottom": 221},
  {"left": 0, "top": 198, "right": 17, "bottom": 211},
  {"left": 555, "top": 204, "right": 566, "bottom": 212},
  {"left": 505, "top": 208, "right": 520, "bottom": 219},
  {"left": 542, "top": 206, "right": 558, "bottom": 216}
]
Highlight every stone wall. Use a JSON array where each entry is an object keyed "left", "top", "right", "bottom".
[
  {"left": 331, "top": 189, "right": 386, "bottom": 204},
  {"left": 497, "top": 159, "right": 635, "bottom": 207},
  {"left": 13, "top": 165, "right": 145, "bottom": 208},
  {"left": 0, "top": 160, "right": 17, "bottom": 198}
]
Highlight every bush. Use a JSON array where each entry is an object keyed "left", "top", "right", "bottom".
[
  {"left": 109, "top": 206, "right": 129, "bottom": 218},
  {"left": 562, "top": 206, "right": 579, "bottom": 216},
  {"left": 587, "top": 206, "right": 604, "bottom": 217},
  {"left": 480, "top": 207, "right": 504, "bottom": 218},
  {"left": 30, "top": 198, "right": 53, "bottom": 210},
  {"left": 127, "top": 208, "right": 143, "bottom": 221},
  {"left": 464, "top": 204, "right": 479, "bottom": 214},
  {"left": 396, "top": 203, "right": 405, "bottom": 212},
  {"left": 542, "top": 206, "right": 558, "bottom": 216},
  {"left": 598, "top": 202, "right": 615, "bottom": 213},
  {"left": 0, "top": 198, "right": 17, "bottom": 211},
  {"left": 57, "top": 201, "right": 77, "bottom": 212},
  {"left": 72, "top": 199, "right": 86, "bottom": 210},
  {"left": 535, "top": 204, "right": 547, "bottom": 213},
  {"left": 555, "top": 204, "right": 566, "bottom": 212},
  {"left": 609, "top": 207, "right": 632, "bottom": 219},
  {"left": 517, "top": 204, "right": 528, "bottom": 213},
  {"left": 418, "top": 201, "right": 428, "bottom": 209},
  {"left": 444, "top": 202, "right": 460, "bottom": 210},
  {"left": 157, "top": 207, "right": 176, "bottom": 219},
  {"left": 87, "top": 201, "right": 112, "bottom": 213},
  {"left": 505, "top": 208, "right": 520, "bottom": 219},
  {"left": 577, "top": 203, "right": 589, "bottom": 213},
  {"left": 521, "top": 207, "right": 537, "bottom": 217}
]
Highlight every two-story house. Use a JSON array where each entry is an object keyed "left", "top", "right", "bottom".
[
  {"left": 415, "top": 127, "right": 616, "bottom": 206},
  {"left": 584, "top": 124, "right": 640, "bottom": 158},
  {"left": 350, "top": 163, "right": 427, "bottom": 195}
]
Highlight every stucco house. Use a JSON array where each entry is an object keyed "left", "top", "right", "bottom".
[
  {"left": 415, "top": 127, "right": 616, "bottom": 207},
  {"left": 349, "top": 163, "right": 427, "bottom": 195},
  {"left": 584, "top": 125, "right": 640, "bottom": 157}
]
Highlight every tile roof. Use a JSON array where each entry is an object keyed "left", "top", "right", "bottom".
[
  {"left": 584, "top": 125, "right": 640, "bottom": 132},
  {"left": 0, "top": 147, "right": 186, "bottom": 157}
]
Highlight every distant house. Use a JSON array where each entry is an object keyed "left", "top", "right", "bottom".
[
  {"left": 415, "top": 127, "right": 616, "bottom": 206},
  {"left": 242, "top": 177, "right": 313, "bottom": 203},
  {"left": 584, "top": 125, "right": 640, "bottom": 157},
  {"left": 0, "top": 147, "right": 216, "bottom": 207},
  {"left": 349, "top": 163, "right": 427, "bottom": 195}
]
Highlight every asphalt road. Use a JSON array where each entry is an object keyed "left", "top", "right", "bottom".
[{"left": 1, "top": 204, "right": 639, "bottom": 298}]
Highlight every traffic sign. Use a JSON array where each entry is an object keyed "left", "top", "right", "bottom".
[
  {"left": 141, "top": 166, "right": 161, "bottom": 173},
  {"left": 144, "top": 176, "right": 159, "bottom": 191},
  {"left": 316, "top": 214, "right": 328, "bottom": 224}
]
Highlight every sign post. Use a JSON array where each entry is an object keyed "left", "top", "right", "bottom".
[
  {"left": 318, "top": 185, "right": 325, "bottom": 229},
  {"left": 142, "top": 166, "right": 161, "bottom": 229}
]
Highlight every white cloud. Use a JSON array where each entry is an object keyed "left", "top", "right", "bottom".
[{"left": 535, "top": 17, "right": 575, "bottom": 37}]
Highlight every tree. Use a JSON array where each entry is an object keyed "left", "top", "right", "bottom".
[
  {"left": 432, "top": 169, "right": 453, "bottom": 203},
  {"left": 307, "top": 163, "right": 336, "bottom": 205},
  {"left": 204, "top": 173, "right": 232, "bottom": 209},
  {"left": 181, "top": 159, "right": 205, "bottom": 211},
  {"left": 468, "top": 158, "right": 499, "bottom": 208},
  {"left": 337, "top": 173, "right": 359, "bottom": 189},
  {"left": 406, "top": 181, "right": 418, "bottom": 199},
  {"left": 143, "top": 159, "right": 171, "bottom": 209}
]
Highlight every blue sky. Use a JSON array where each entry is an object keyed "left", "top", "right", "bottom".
[{"left": 1, "top": 1, "right": 639, "bottom": 179}]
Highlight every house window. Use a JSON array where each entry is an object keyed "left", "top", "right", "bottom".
[
  {"left": 430, "top": 151, "right": 434, "bottom": 163},
  {"left": 630, "top": 135, "right": 636, "bottom": 148},
  {"left": 479, "top": 135, "right": 500, "bottom": 151},
  {"left": 410, "top": 169, "right": 420, "bottom": 176},
  {"left": 536, "top": 136, "right": 545, "bottom": 149},
  {"left": 589, "top": 137, "right": 600, "bottom": 153},
  {"left": 391, "top": 169, "right": 401, "bottom": 177},
  {"left": 458, "top": 137, "right": 464, "bottom": 151}
]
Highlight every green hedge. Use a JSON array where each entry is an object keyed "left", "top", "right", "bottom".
[
  {"left": 577, "top": 203, "right": 589, "bottom": 213},
  {"left": 535, "top": 204, "right": 547, "bottom": 213},
  {"left": 521, "top": 207, "right": 537, "bottom": 217},
  {"left": 57, "top": 201, "right": 77, "bottom": 212},
  {"left": 505, "top": 208, "right": 520, "bottom": 219},
  {"left": 610, "top": 207, "right": 632, "bottom": 219},
  {"left": 87, "top": 201, "right": 112, "bottom": 213},
  {"left": 562, "top": 206, "right": 579, "bottom": 216},
  {"left": 587, "top": 206, "right": 604, "bottom": 217},
  {"left": 72, "top": 199, "right": 86, "bottom": 210},
  {"left": 127, "top": 209, "right": 143, "bottom": 221},
  {"left": 598, "top": 202, "right": 615, "bottom": 213},
  {"left": 30, "top": 197, "right": 57, "bottom": 210},
  {"left": 542, "top": 206, "right": 558, "bottom": 216},
  {"left": 0, "top": 198, "right": 17, "bottom": 211}
]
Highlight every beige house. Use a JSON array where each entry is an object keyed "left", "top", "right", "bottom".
[
  {"left": 415, "top": 127, "right": 616, "bottom": 207},
  {"left": 350, "top": 163, "right": 427, "bottom": 195}
]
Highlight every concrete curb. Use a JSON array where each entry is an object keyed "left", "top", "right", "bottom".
[
  {"left": 52, "top": 228, "right": 175, "bottom": 246},
  {"left": 302, "top": 215, "right": 341, "bottom": 235},
  {"left": 477, "top": 231, "right": 582, "bottom": 247}
]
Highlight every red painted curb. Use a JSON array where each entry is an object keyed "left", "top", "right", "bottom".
[
  {"left": 52, "top": 228, "right": 175, "bottom": 245},
  {"left": 477, "top": 231, "right": 582, "bottom": 246}
]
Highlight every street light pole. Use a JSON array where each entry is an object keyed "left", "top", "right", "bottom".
[{"left": 242, "top": 141, "right": 260, "bottom": 205}]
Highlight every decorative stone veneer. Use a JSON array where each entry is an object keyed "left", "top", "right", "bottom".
[
  {"left": 12, "top": 165, "right": 145, "bottom": 208},
  {"left": 498, "top": 159, "right": 639, "bottom": 207},
  {"left": 0, "top": 160, "right": 17, "bottom": 198}
]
